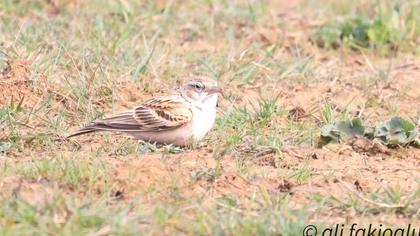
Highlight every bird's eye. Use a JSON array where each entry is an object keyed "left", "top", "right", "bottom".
[{"left": 192, "top": 83, "right": 204, "bottom": 91}]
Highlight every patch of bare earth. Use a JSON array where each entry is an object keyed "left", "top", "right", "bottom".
[
  {"left": 54, "top": 138, "right": 418, "bottom": 225},
  {"left": 1, "top": 60, "right": 35, "bottom": 105},
  {"left": 70, "top": 49, "right": 419, "bottom": 224},
  {"left": 2, "top": 0, "right": 419, "bottom": 228},
  {"left": 0, "top": 175, "right": 54, "bottom": 207},
  {"left": 0, "top": 59, "right": 70, "bottom": 110},
  {"left": 3, "top": 50, "right": 419, "bottom": 226}
]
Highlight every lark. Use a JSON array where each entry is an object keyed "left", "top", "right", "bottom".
[{"left": 67, "top": 79, "right": 222, "bottom": 146}]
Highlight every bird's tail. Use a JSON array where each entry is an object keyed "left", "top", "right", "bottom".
[
  {"left": 66, "top": 123, "right": 133, "bottom": 138},
  {"left": 66, "top": 126, "right": 100, "bottom": 138}
]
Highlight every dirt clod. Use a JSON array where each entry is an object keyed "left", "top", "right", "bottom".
[
  {"left": 351, "top": 138, "right": 390, "bottom": 155},
  {"left": 0, "top": 60, "right": 33, "bottom": 105},
  {"left": 277, "top": 179, "right": 295, "bottom": 192},
  {"left": 288, "top": 106, "right": 307, "bottom": 121},
  {"left": 354, "top": 180, "right": 363, "bottom": 192},
  {"left": 254, "top": 153, "right": 277, "bottom": 167}
]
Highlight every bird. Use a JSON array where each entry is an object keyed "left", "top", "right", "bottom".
[{"left": 66, "top": 78, "right": 222, "bottom": 146}]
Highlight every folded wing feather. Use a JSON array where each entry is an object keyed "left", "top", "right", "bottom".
[{"left": 68, "top": 96, "right": 193, "bottom": 137}]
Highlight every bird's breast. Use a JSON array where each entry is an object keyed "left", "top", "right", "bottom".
[{"left": 191, "top": 106, "right": 216, "bottom": 141}]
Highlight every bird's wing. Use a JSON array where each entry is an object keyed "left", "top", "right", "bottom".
[
  {"left": 133, "top": 96, "right": 193, "bottom": 131},
  {"left": 91, "top": 96, "right": 192, "bottom": 132}
]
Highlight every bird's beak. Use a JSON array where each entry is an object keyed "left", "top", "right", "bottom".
[{"left": 207, "top": 86, "right": 223, "bottom": 95}]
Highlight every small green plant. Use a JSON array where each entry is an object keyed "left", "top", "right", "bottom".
[
  {"left": 0, "top": 142, "right": 12, "bottom": 153},
  {"left": 136, "top": 142, "right": 183, "bottom": 154},
  {"left": 250, "top": 96, "right": 281, "bottom": 127},
  {"left": 189, "top": 165, "right": 222, "bottom": 183},
  {"left": 319, "top": 117, "right": 365, "bottom": 145},
  {"left": 370, "top": 117, "right": 419, "bottom": 146},
  {"left": 312, "top": 1, "right": 419, "bottom": 52},
  {"left": 312, "top": 26, "right": 342, "bottom": 49},
  {"left": 319, "top": 116, "right": 419, "bottom": 147}
]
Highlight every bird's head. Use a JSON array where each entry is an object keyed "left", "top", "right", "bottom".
[{"left": 180, "top": 78, "right": 222, "bottom": 106}]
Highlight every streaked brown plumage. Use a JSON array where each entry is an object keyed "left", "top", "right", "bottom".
[{"left": 67, "top": 79, "right": 222, "bottom": 146}]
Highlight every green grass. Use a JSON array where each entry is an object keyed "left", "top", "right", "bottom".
[
  {"left": 310, "top": 0, "right": 420, "bottom": 54},
  {"left": 1, "top": 0, "right": 419, "bottom": 234},
  {"left": 0, "top": 157, "right": 318, "bottom": 235},
  {"left": 0, "top": 193, "right": 151, "bottom": 235}
]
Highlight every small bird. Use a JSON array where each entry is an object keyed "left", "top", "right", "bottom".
[{"left": 67, "top": 79, "right": 222, "bottom": 146}]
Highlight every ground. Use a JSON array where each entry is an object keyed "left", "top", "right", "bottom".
[{"left": 0, "top": 0, "right": 419, "bottom": 235}]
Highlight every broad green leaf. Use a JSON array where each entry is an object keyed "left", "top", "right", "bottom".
[
  {"left": 318, "top": 116, "right": 419, "bottom": 148},
  {"left": 318, "top": 118, "right": 365, "bottom": 146},
  {"left": 374, "top": 117, "right": 418, "bottom": 146},
  {"left": 336, "top": 117, "right": 365, "bottom": 140}
]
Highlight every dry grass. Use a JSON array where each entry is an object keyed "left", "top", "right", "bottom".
[{"left": 1, "top": 0, "right": 419, "bottom": 235}]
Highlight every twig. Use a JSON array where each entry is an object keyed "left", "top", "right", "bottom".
[
  {"left": 14, "top": 121, "right": 35, "bottom": 129},
  {"left": 281, "top": 147, "right": 306, "bottom": 159},
  {"left": 337, "top": 178, "right": 405, "bottom": 209},
  {"left": 0, "top": 49, "right": 10, "bottom": 59},
  {"left": 392, "top": 62, "right": 416, "bottom": 70}
]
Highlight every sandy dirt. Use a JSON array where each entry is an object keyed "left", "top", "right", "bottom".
[{"left": 1, "top": 0, "right": 419, "bottom": 229}]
